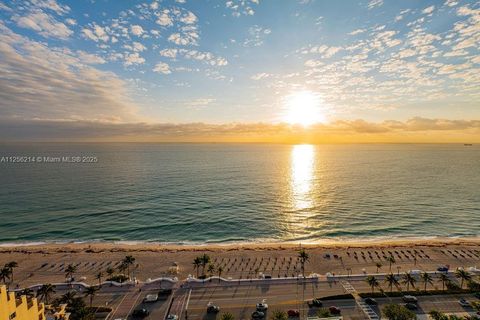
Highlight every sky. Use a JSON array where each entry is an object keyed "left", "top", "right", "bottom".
[{"left": 0, "top": 0, "right": 479, "bottom": 142}]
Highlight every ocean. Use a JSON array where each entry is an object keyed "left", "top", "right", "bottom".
[{"left": 0, "top": 143, "right": 479, "bottom": 244}]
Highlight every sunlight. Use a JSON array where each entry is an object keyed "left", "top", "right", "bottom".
[
  {"left": 283, "top": 90, "right": 325, "bottom": 126},
  {"left": 291, "top": 144, "right": 315, "bottom": 210}
]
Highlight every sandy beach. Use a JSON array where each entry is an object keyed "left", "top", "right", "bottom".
[{"left": 1, "top": 238, "right": 479, "bottom": 288}]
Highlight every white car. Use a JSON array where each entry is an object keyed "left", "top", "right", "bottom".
[
  {"left": 166, "top": 315, "right": 178, "bottom": 320},
  {"left": 143, "top": 294, "right": 158, "bottom": 303},
  {"left": 256, "top": 300, "right": 268, "bottom": 311}
]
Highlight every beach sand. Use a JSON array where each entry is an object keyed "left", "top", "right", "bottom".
[{"left": 1, "top": 238, "right": 479, "bottom": 287}]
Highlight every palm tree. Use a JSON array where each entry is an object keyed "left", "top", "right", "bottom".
[
  {"left": 402, "top": 272, "right": 417, "bottom": 291},
  {"left": 366, "top": 275, "right": 379, "bottom": 293},
  {"left": 5, "top": 262, "right": 18, "bottom": 284},
  {"left": 298, "top": 249, "right": 309, "bottom": 278},
  {"left": 455, "top": 269, "right": 471, "bottom": 289},
  {"left": 117, "top": 262, "right": 128, "bottom": 276},
  {"left": 106, "top": 267, "right": 114, "bottom": 279},
  {"left": 375, "top": 262, "right": 382, "bottom": 273},
  {"left": 200, "top": 254, "right": 211, "bottom": 276},
  {"left": 84, "top": 286, "right": 98, "bottom": 308},
  {"left": 438, "top": 273, "right": 449, "bottom": 291},
  {"left": 122, "top": 256, "right": 136, "bottom": 279},
  {"left": 37, "top": 284, "right": 56, "bottom": 304},
  {"left": 220, "top": 312, "right": 235, "bottom": 320},
  {"left": 207, "top": 264, "right": 216, "bottom": 277},
  {"left": 59, "top": 291, "right": 77, "bottom": 306},
  {"left": 65, "top": 264, "right": 77, "bottom": 283},
  {"left": 386, "top": 256, "right": 396, "bottom": 272},
  {"left": 217, "top": 266, "right": 224, "bottom": 282},
  {"left": 0, "top": 267, "right": 10, "bottom": 284},
  {"left": 421, "top": 272, "right": 433, "bottom": 292},
  {"left": 193, "top": 257, "right": 202, "bottom": 278},
  {"left": 385, "top": 273, "right": 399, "bottom": 293},
  {"left": 95, "top": 272, "right": 103, "bottom": 287},
  {"left": 19, "top": 288, "right": 34, "bottom": 299}
]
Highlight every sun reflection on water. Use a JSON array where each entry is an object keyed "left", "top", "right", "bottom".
[{"left": 291, "top": 144, "right": 315, "bottom": 210}]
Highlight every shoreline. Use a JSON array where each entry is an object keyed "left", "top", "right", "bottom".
[{"left": 1, "top": 236, "right": 480, "bottom": 253}]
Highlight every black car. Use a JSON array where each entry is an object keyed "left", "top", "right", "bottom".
[
  {"left": 132, "top": 309, "right": 150, "bottom": 318},
  {"left": 159, "top": 288, "right": 173, "bottom": 296},
  {"left": 365, "top": 298, "right": 377, "bottom": 305},
  {"left": 251, "top": 311, "right": 265, "bottom": 319},
  {"left": 405, "top": 303, "right": 417, "bottom": 310}
]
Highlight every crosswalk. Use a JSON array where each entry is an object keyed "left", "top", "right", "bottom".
[{"left": 340, "top": 280, "right": 379, "bottom": 320}]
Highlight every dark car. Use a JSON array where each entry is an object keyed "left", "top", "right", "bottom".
[
  {"left": 405, "top": 303, "right": 418, "bottom": 310},
  {"left": 329, "top": 306, "right": 341, "bottom": 315},
  {"left": 159, "top": 288, "right": 173, "bottom": 296},
  {"left": 132, "top": 309, "right": 150, "bottom": 318},
  {"left": 287, "top": 310, "right": 300, "bottom": 317},
  {"left": 251, "top": 311, "right": 265, "bottom": 319},
  {"left": 308, "top": 299, "right": 323, "bottom": 308},
  {"left": 437, "top": 266, "right": 449, "bottom": 272},
  {"left": 207, "top": 304, "right": 220, "bottom": 313},
  {"left": 365, "top": 298, "right": 377, "bottom": 305},
  {"left": 474, "top": 292, "right": 480, "bottom": 299}
]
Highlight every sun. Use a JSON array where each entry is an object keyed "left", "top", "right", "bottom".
[{"left": 283, "top": 90, "right": 325, "bottom": 126}]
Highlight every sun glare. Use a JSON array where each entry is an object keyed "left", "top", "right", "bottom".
[{"left": 283, "top": 90, "right": 325, "bottom": 126}]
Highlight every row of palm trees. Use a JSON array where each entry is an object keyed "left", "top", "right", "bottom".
[
  {"left": 192, "top": 254, "right": 225, "bottom": 279},
  {"left": 192, "top": 250, "right": 310, "bottom": 279},
  {"left": 0, "top": 261, "right": 18, "bottom": 287},
  {"left": 365, "top": 269, "right": 474, "bottom": 294},
  {"left": 37, "top": 283, "right": 99, "bottom": 308},
  {"left": 63, "top": 255, "right": 137, "bottom": 285}
]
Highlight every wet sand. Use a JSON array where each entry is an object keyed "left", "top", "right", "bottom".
[{"left": 1, "top": 238, "right": 479, "bottom": 287}]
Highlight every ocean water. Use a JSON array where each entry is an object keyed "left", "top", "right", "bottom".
[{"left": 0, "top": 143, "right": 479, "bottom": 244}]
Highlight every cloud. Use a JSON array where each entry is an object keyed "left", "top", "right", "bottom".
[
  {"left": 156, "top": 11, "right": 173, "bottom": 26},
  {"left": 367, "top": 0, "right": 383, "bottom": 10},
  {"left": 13, "top": 10, "right": 73, "bottom": 39},
  {"left": 349, "top": 29, "right": 366, "bottom": 36},
  {"left": 77, "top": 51, "right": 106, "bottom": 64},
  {"left": 153, "top": 62, "right": 171, "bottom": 74},
  {"left": 29, "top": 0, "right": 70, "bottom": 15},
  {"left": 226, "top": 0, "right": 258, "bottom": 17},
  {"left": 168, "top": 32, "right": 199, "bottom": 46},
  {"left": 124, "top": 52, "right": 145, "bottom": 66},
  {"left": 185, "top": 98, "right": 216, "bottom": 108},
  {"left": 444, "top": 0, "right": 458, "bottom": 7},
  {"left": 2, "top": 117, "right": 479, "bottom": 142},
  {"left": 159, "top": 48, "right": 178, "bottom": 58},
  {"left": 243, "top": 25, "right": 271, "bottom": 47},
  {"left": 0, "top": 22, "right": 137, "bottom": 123},
  {"left": 422, "top": 6, "right": 435, "bottom": 15},
  {"left": 131, "top": 25, "right": 145, "bottom": 36},
  {"left": 179, "top": 11, "right": 197, "bottom": 24},
  {"left": 82, "top": 23, "right": 109, "bottom": 42},
  {"left": 251, "top": 72, "right": 270, "bottom": 80}
]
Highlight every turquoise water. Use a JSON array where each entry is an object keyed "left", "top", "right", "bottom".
[{"left": 0, "top": 143, "right": 479, "bottom": 244}]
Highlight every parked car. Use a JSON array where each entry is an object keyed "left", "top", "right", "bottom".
[
  {"left": 287, "top": 310, "right": 300, "bottom": 317},
  {"left": 256, "top": 300, "right": 268, "bottom": 311},
  {"left": 405, "top": 303, "right": 418, "bottom": 310},
  {"left": 473, "top": 292, "right": 480, "bottom": 299},
  {"left": 143, "top": 294, "right": 158, "bottom": 303},
  {"left": 159, "top": 288, "right": 173, "bottom": 296},
  {"left": 132, "top": 309, "right": 149, "bottom": 318},
  {"left": 251, "top": 311, "right": 265, "bottom": 319},
  {"left": 365, "top": 298, "right": 377, "bottom": 305},
  {"left": 166, "top": 315, "right": 178, "bottom": 320},
  {"left": 307, "top": 299, "right": 323, "bottom": 307},
  {"left": 437, "top": 266, "right": 449, "bottom": 272},
  {"left": 459, "top": 298, "right": 470, "bottom": 307},
  {"left": 207, "top": 302, "right": 220, "bottom": 313},
  {"left": 402, "top": 295, "right": 418, "bottom": 303},
  {"left": 329, "top": 306, "right": 341, "bottom": 315}
]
